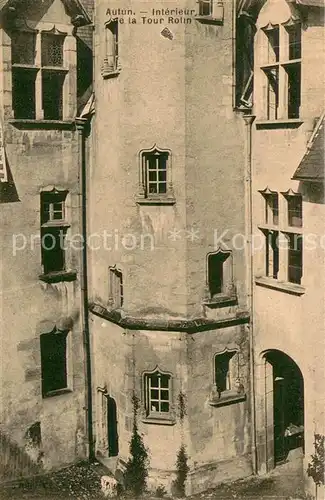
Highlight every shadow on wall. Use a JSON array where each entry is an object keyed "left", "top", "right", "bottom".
[{"left": 0, "top": 153, "right": 19, "bottom": 204}]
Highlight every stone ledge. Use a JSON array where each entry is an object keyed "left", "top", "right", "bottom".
[
  {"left": 89, "top": 302, "right": 250, "bottom": 334},
  {"left": 208, "top": 392, "right": 246, "bottom": 408},
  {"left": 255, "top": 277, "right": 305, "bottom": 296},
  {"left": 8, "top": 119, "right": 76, "bottom": 130},
  {"left": 39, "top": 270, "right": 77, "bottom": 284}
]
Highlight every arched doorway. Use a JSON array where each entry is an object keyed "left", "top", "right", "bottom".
[
  {"left": 106, "top": 395, "right": 119, "bottom": 457},
  {"left": 256, "top": 350, "right": 304, "bottom": 473},
  {"left": 264, "top": 350, "right": 304, "bottom": 465}
]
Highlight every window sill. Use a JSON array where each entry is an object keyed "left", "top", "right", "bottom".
[
  {"left": 43, "top": 388, "right": 72, "bottom": 399},
  {"left": 41, "top": 222, "right": 70, "bottom": 228},
  {"left": 142, "top": 415, "right": 176, "bottom": 426},
  {"left": 101, "top": 68, "right": 121, "bottom": 79},
  {"left": 195, "top": 6, "right": 224, "bottom": 25},
  {"left": 8, "top": 119, "right": 75, "bottom": 130},
  {"left": 255, "top": 119, "right": 303, "bottom": 130},
  {"left": 39, "top": 270, "right": 77, "bottom": 284},
  {"left": 209, "top": 391, "right": 246, "bottom": 408},
  {"left": 135, "top": 197, "right": 176, "bottom": 206},
  {"left": 255, "top": 276, "right": 305, "bottom": 296},
  {"left": 203, "top": 294, "right": 237, "bottom": 308}
]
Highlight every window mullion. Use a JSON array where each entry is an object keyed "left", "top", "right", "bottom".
[{"left": 35, "top": 33, "right": 43, "bottom": 120}]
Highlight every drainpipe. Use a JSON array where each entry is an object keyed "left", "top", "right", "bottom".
[
  {"left": 75, "top": 116, "right": 95, "bottom": 461},
  {"left": 243, "top": 113, "right": 257, "bottom": 474}
]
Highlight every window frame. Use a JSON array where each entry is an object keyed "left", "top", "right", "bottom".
[
  {"left": 258, "top": 20, "right": 302, "bottom": 121},
  {"left": 143, "top": 367, "right": 173, "bottom": 422},
  {"left": 10, "top": 24, "right": 72, "bottom": 122},
  {"left": 205, "top": 249, "right": 236, "bottom": 306},
  {"left": 258, "top": 189, "right": 304, "bottom": 287},
  {"left": 40, "top": 329, "right": 71, "bottom": 398},
  {"left": 108, "top": 266, "right": 124, "bottom": 308},
  {"left": 209, "top": 349, "right": 246, "bottom": 407},
  {"left": 102, "top": 19, "right": 119, "bottom": 77},
  {"left": 40, "top": 189, "right": 70, "bottom": 277},
  {"left": 137, "top": 145, "right": 175, "bottom": 204}
]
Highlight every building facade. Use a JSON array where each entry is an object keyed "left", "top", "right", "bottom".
[
  {"left": 0, "top": 0, "right": 93, "bottom": 480},
  {"left": 88, "top": 0, "right": 254, "bottom": 494},
  {"left": 249, "top": 0, "right": 325, "bottom": 497}
]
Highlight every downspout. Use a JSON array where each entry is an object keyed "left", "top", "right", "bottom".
[
  {"left": 243, "top": 113, "right": 257, "bottom": 474},
  {"left": 75, "top": 116, "right": 95, "bottom": 461}
]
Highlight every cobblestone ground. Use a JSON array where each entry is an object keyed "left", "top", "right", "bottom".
[{"left": 0, "top": 454, "right": 307, "bottom": 500}]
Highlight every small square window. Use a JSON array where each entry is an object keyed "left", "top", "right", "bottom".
[
  {"left": 198, "top": 0, "right": 213, "bottom": 16},
  {"left": 40, "top": 330, "right": 68, "bottom": 397}
]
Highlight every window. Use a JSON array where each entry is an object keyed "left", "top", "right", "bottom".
[
  {"left": 138, "top": 145, "right": 174, "bottom": 202},
  {"left": 288, "top": 234, "right": 303, "bottom": 284},
  {"left": 261, "top": 190, "right": 279, "bottom": 225},
  {"left": 260, "top": 23, "right": 301, "bottom": 120},
  {"left": 207, "top": 250, "right": 232, "bottom": 298},
  {"left": 109, "top": 266, "right": 123, "bottom": 308},
  {"left": 265, "top": 230, "right": 279, "bottom": 279},
  {"left": 215, "top": 350, "right": 236, "bottom": 394},
  {"left": 287, "top": 194, "right": 302, "bottom": 227},
  {"left": 209, "top": 349, "right": 245, "bottom": 406},
  {"left": 198, "top": 0, "right": 213, "bottom": 16},
  {"left": 40, "top": 190, "right": 68, "bottom": 275},
  {"left": 144, "top": 369, "right": 172, "bottom": 419},
  {"left": 11, "top": 29, "right": 67, "bottom": 120},
  {"left": 40, "top": 330, "right": 69, "bottom": 397},
  {"left": 258, "top": 189, "right": 303, "bottom": 286},
  {"left": 103, "top": 20, "right": 118, "bottom": 75}
]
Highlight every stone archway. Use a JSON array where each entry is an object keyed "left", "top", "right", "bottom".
[{"left": 255, "top": 349, "right": 304, "bottom": 473}]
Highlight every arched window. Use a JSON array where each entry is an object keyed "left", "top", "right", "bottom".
[{"left": 207, "top": 248, "right": 233, "bottom": 299}]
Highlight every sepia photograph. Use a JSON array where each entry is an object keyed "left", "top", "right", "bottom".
[{"left": 0, "top": 0, "right": 324, "bottom": 498}]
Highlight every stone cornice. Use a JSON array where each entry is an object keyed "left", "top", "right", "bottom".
[{"left": 89, "top": 302, "right": 250, "bottom": 334}]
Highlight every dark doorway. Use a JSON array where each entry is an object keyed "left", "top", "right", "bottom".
[
  {"left": 265, "top": 350, "right": 304, "bottom": 465},
  {"left": 106, "top": 396, "right": 119, "bottom": 457}
]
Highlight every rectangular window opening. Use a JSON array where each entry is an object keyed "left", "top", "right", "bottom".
[
  {"left": 12, "top": 31, "right": 37, "bottom": 65},
  {"left": 41, "top": 33, "right": 64, "bottom": 67},
  {"left": 40, "top": 330, "right": 68, "bottom": 396},
  {"left": 266, "top": 27, "right": 280, "bottom": 64},
  {"left": 288, "top": 195, "right": 302, "bottom": 227},
  {"left": 265, "top": 193, "right": 279, "bottom": 225},
  {"left": 42, "top": 70, "right": 65, "bottom": 120},
  {"left": 215, "top": 351, "right": 237, "bottom": 394},
  {"left": 287, "top": 63, "right": 301, "bottom": 119},
  {"left": 12, "top": 68, "right": 37, "bottom": 119},
  {"left": 265, "top": 67, "right": 279, "bottom": 120},
  {"left": 288, "top": 234, "right": 303, "bottom": 284},
  {"left": 146, "top": 372, "right": 171, "bottom": 416}
]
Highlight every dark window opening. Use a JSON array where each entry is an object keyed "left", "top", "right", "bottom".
[
  {"left": 287, "top": 64, "right": 301, "bottom": 119},
  {"left": 42, "top": 71, "right": 65, "bottom": 120},
  {"left": 288, "top": 234, "right": 303, "bottom": 284},
  {"left": 40, "top": 330, "right": 68, "bottom": 396},
  {"left": 12, "top": 31, "right": 36, "bottom": 65},
  {"left": 12, "top": 68, "right": 37, "bottom": 119},
  {"left": 215, "top": 351, "right": 237, "bottom": 394},
  {"left": 208, "top": 251, "right": 230, "bottom": 297},
  {"left": 198, "top": 0, "right": 213, "bottom": 16},
  {"left": 288, "top": 195, "right": 302, "bottom": 227},
  {"left": 287, "top": 24, "right": 301, "bottom": 60},
  {"left": 41, "top": 227, "right": 67, "bottom": 274}
]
